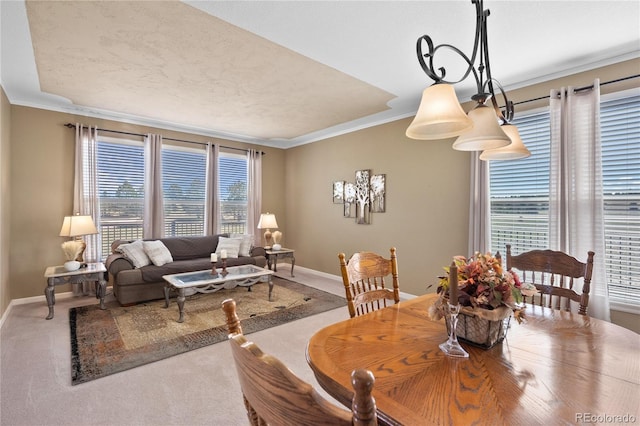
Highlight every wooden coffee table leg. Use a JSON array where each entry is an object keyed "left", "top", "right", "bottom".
[{"left": 177, "top": 288, "right": 186, "bottom": 323}]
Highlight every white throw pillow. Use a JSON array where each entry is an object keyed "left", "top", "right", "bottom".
[
  {"left": 117, "top": 240, "right": 151, "bottom": 268},
  {"left": 231, "top": 233, "right": 254, "bottom": 257},
  {"left": 215, "top": 236, "right": 243, "bottom": 259},
  {"left": 143, "top": 240, "right": 174, "bottom": 266}
]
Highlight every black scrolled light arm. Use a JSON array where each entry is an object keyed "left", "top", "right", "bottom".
[
  {"left": 414, "top": 0, "right": 514, "bottom": 124},
  {"left": 485, "top": 79, "right": 514, "bottom": 124},
  {"left": 415, "top": 0, "right": 484, "bottom": 90}
]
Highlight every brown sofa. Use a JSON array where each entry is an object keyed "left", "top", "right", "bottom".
[{"left": 105, "top": 234, "right": 266, "bottom": 305}]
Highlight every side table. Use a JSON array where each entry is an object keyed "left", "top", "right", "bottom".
[
  {"left": 43, "top": 262, "right": 107, "bottom": 320},
  {"left": 265, "top": 248, "right": 295, "bottom": 277}
]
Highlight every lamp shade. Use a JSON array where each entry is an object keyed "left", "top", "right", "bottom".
[
  {"left": 59, "top": 215, "right": 98, "bottom": 237},
  {"left": 452, "top": 104, "right": 511, "bottom": 151},
  {"left": 406, "top": 83, "right": 473, "bottom": 140},
  {"left": 480, "top": 124, "right": 531, "bottom": 161},
  {"left": 257, "top": 213, "right": 278, "bottom": 229}
]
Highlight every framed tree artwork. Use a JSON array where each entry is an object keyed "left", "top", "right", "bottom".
[
  {"left": 332, "top": 169, "right": 386, "bottom": 224},
  {"left": 370, "top": 174, "right": 386, "bottom": 213},
  {"left": 344, "top": 182, "right": 356, "bottom": 217},
  {"left": 355, "top": 169, "right": 370, "bottom": 224},
  {"left": 333, "top": 181, "right": 345, "bottom": 204}
]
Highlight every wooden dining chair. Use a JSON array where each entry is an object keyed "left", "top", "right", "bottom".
[
  {"left": 222, "top": 299, "right": 378, "bottom": 426},
  {"left": 338, "top": 247, "right": 400, "bottom": 318},
  {"left": 506, "top": 244, "right": 595, "bottom": 315}
]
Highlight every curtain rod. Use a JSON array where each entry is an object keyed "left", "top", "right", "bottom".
[
  {"left": 511, "top": 74, "right": 640, "bottom": 106},
  {"left": 63, "top": 123, "right": 265, "bottom": 155}
]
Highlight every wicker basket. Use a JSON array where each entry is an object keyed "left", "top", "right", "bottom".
[{"left": 445, "top": 306, "right": 512, "bottom": 349}]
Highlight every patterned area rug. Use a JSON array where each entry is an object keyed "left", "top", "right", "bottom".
[{"left": 69, "top": 276, "right": 345, "bottom": 385}]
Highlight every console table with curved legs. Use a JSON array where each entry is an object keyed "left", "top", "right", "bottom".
[{"left": 43, "top": 263, "right": 107, "bottom": 320}]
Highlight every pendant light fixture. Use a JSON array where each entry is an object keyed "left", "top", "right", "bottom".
[
  {"left": 406, "top": 0, "right": 528, "bottom": 160},
  {"left": 480, "top": 124, "right": 531, "bottom": 160}
]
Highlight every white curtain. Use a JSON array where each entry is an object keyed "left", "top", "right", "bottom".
[
  {"left": 549, "top": 79, "right": 610, "bottom": 321},
  {"left": 143, "top": 133, "right": 164, "bottom": 238},
  {"left": 247, "top": 149, "right": 263, "bottom": 247},
  {"left": 468, "top": 151, "right": 491, "bottom": 256},
  {"left": 73, "top": 124, "right": 101, "bottom": 295},
  {"left": 205, "top": 143, "right": 220, "bottom": 235}
]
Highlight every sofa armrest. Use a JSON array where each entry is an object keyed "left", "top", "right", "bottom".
[
  {"left": 105, "top": 253, "right": 134, "bottom": 276},
  {"left": 250, "top": 246, "right": 266, "bottom": 257}
]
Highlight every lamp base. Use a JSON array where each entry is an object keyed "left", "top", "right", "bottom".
[{"left": 272, "top": 244, "right": 282, "bottom": 251}]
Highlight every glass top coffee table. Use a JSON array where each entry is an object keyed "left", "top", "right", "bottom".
[{"left": 163, "top": 265, "right": 274, "bottom": 323}]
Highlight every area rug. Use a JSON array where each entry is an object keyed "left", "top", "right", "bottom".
[{"left": 69, "top": 277, "right": 345, "bottom": 385}]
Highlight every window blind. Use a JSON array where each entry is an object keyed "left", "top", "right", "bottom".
[
  {"left": 162, "top": 145, "right": 207, "bottom": 237},
  {"left": 218, "top": 152, "right": 249, "bottom": 234},
  {"left": 97, "top": 140, "right": 145, "bottom": 254},
  {"left": 489, "top": 111, "right": 551, "bottom": 255},
  {"left": 601, "top": 94, "right": 640, "bottom": 306}
]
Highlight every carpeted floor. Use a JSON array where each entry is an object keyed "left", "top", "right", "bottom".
[{"left": 69, "top": 276, "right": 345, "bottom": 385}]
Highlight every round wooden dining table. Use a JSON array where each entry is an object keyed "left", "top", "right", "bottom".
[{"left": 306, "top": 294, "right": 640, "bottom": 426}]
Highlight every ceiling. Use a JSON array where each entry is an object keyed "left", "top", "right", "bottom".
[{"left": 1, "top": 1, "right": 639, "bottom": 148}]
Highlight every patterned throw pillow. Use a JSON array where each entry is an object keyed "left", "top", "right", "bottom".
[
  {"left": 215, "top": 236, "right": 243, "bottom": 259},
  {"left": 231, "top": 233, "right": 254, "bottom": 257},
  {"left": 143, "top": 240, "right": 174, "bottom": 266},
  {"left": 117, "top": 240, "right": 151, "bottom": 268}
]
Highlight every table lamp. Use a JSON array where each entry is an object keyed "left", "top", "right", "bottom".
[
  {"left": 59, "top": 214, "right": 98, "bottom": 271},
  {"left": 257, "top": 213, "right": 278, "bottom": 249}
]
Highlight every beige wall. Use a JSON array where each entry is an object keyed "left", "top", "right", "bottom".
[
  {"left": 1, "top": 87, "right": 10, "bottom": 317},
  {"left": 284, "top": 118, "right": 470, "bottom": 296},
  {"left": 7, "top": 106, "right": 285, "bottom": 302}
]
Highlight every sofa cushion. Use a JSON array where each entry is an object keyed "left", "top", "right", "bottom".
[
  {"left": 215, "top": 236, "right": 243, "bottom": 258},
  {"left": 160, "top": 235, "right": 223, "bottom": 261},
  {"left": 117, "top": 240, "right": 151, "bottom": 268},
  {"left": 231, "top": 233, "right": 254, "bottom": 257},
  {"left": 143, "top": 240, "right": 173, "bottom": 266}
]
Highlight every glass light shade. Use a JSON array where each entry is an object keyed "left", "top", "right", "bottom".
[
  {"left": 452, "top": 104, "right": 511, "bottom": 151},
  {"left": 59, "top": 215, "right": 98, "bottom": 237},
  {"left": 257, "top": 213, "right": 278, "bottom": 229},
  {"left": 406, "top": 84, "right": 473, "bottom": 140},
  {"left": 479, "top": 124, "right": 531, "bottom": 161}
]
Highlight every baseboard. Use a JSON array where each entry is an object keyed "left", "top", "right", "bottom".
[
  {"left": 0, "top": 291, "right": 76, "bottom": 329},
  {"left": 291, "top": 265, "right": 342, "bottom": 282},
  {"left": 285, "top": 264, "right": 416, "bottom": 301},
  {"left": 0, "top": 288, "right": 113, "bottom": 330}
]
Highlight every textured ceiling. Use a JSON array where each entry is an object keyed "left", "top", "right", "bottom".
[
  {"left": 2, "top": 1, "right": 639, "bottom": 148},
  {"left": 25, "top": 1, "right": 394, "bottom": 140}
]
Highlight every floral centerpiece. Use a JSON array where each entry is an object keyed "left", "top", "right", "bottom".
[{"left": 429, "top": 252, "right": 538, "bottom": 348}]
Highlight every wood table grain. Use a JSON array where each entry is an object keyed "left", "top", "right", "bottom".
[{"left": 306, "top": 294, "right": 640, "bottom": 426}]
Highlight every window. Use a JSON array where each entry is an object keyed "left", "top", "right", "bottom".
[
  {"left": 601, "top": 94, "right": 640, "bottom": 308},
  {"left": 97, "top": 137, "right": 145, "bottom": 255},
  {"left": 218, "top": 151, "right": 248, "bottom": 234},
  {"left": 489, "top": 111, "right": 551, "bottom": 254},
  {"left": 95, "top": 139, "right": 252, "bottom": 258},
  {"left": 489, "top": 91, "right": 640, "bottom": 309},
  {"left": 162, "top": 145, "right": 207, "bottom": 237}
]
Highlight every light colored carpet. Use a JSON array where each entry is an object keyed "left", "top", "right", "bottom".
[{"left": 0, "top": 266, "right": 350, "bottom": 426}]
